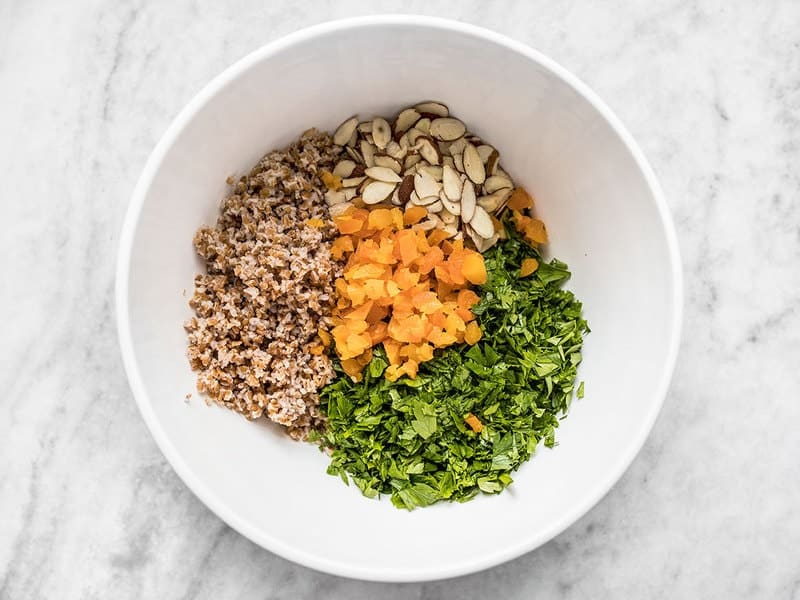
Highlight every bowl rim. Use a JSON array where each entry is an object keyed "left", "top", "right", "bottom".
[{"left": 115, "top": 14, "right": 683, "bottom": 582}]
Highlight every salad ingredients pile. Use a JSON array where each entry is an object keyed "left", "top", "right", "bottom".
[{"left": 187, "top": 101, "right": 588, "bottom": 508}]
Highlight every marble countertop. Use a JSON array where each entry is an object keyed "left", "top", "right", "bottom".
[{"left": 2, "top": 1, "right": 799, "bottom": 598}]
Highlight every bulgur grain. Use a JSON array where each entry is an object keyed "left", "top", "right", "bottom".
[{"left": 185, "top": 129, "right": 344, "bottom": 439}]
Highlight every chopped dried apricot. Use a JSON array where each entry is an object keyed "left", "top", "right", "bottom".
[
  {"left": 520, "top": 257, "right": 539, "bottom": 277},
  {"left": 464, "top": 321, "right": 482, "bottom": 345}
]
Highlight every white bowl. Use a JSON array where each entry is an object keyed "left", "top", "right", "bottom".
[{"left": 116, "top": 15, "right": 682, "bottom": 582}]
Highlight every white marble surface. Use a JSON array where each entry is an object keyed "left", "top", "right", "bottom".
[{"left": 1, "top": 0, "right": 799, "bottom": 597}]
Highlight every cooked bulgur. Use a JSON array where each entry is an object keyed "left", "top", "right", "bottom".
[{"left": 185, "top": 129, "right": 343, "bottom": 439}]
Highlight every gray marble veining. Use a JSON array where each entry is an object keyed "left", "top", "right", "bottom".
[{"left": 1, "top": 1, "right": 799, "bottom": 598}]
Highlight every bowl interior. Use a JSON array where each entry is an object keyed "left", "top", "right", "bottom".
[{"left": 119, "top": 18, "right": 680, "bottom": 581}]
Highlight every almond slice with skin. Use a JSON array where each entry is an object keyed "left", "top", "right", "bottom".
[
  {"left": 453, "top": 152, "right": 464, "bottom": 172},
  {"left": 426, "top": 200, "right": 443, "bottom": 213},
  {"left": 477, "top": 188, "right": 513, "bottom": 212},
  {"left": 476, "top": 144, "right": 496, "bottom": 164},
  {"left": 404, "top": 154, "right": 422, "bottom": 169},
  {"left": 419, "top": 165, "right": 443, "bottom": 181},
  {"left": 412, "top": 219, "right": 438, "bottom": 232},
  {"left": 487, "top": 150, "right": 500, "bottom": 175},
  {"left": 397, "top": 175, "right": 415, "bottom": 204},
  {"left": 439, "top": 203, "right": 458, "bottom": 223},
  {"left": 385, "top": 141, "right": 406, "bottom": 160},
  {"left": 463, "top": 143, "right": 486, "bottom": 184},
  {"left": 440, "top": 189, "right": 461, "bottom": 215},
  {"left": 417, "top": 137, "right": 442, "bottom": 165},
  {"left": 394, "top": 108, "right": 421, "bottom": 134},
  {"left": 415, "top": 118, "right": 431, "bottom": 134},
  {"left": 347, "top": 129, "right": 358, "bottom": 148},
  {"left": 461, "top": 179, "right": 477, "bottom": 223},
  {"left": 343, "top": 188, "right": 358, "bottom": 201},
  {"left": 374, "top": 155, "right": 402, "bottom": 174},
  {"left": 469, "top": 206, "right": 494, "bottom": 238},
  {"left": 484, "top": 175, "right": 514, "bottom": 194},
  {"left": 332, "top": 160, "right": 357, "bottom": 178},
  {"left": 442, "top": 164, "right": 462, "bottom": 201},
  {"left": 414, "top": 169, "right": 442, "bottom": 199},
  {"left": 345, "top": 146, "right": 363, "bottom": 164},
  {"left": 414, "top": 101, "right": 449, "bottom": 117},
  {"left": 429, "top": 117, "right": 467, "bottom": 141},
  {"left": 406, "top": 128, "right": 426, "bottom": 146},
  {"left": 360, "top": 140, "right": 376, "bottom": 168},
  {"left": 448, "top": 137, "right": 467, "bottom": 155},
  {"left": 371, "top": 117, "right": 392, "bottom": 149},
  {"left": 341, "top": 176, "right": 366, "bottom": 188},
  {"left": 358, "top": 121, "right": 373, "bottom": 133},
  {"left": 333, "top": 116, "right": 359, "bottom": 146},
  {"left": 365, "top": 166, "right": 402, "bottom": 183},
  {"left": 362, "top": 181, "right": 397, "bottom": 205},
  {"left": 412, "top": 194, "right": 440, "bottom": 207}
]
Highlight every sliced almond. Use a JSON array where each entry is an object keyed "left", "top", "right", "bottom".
[
  {"left": 484, "top": 175, "right": 514, "bottom": 194},
  {"left": 414, "top": 169, "right": 442, "bottom": 199},
  {"left": 398, "top": 133, "right": 410, "bottom": 151},
  {"left": 419, "top": 165, "right": 443, "bottom": 181},
  {"left": 487, "top": 150, "right": 500, "bottom": 175},
  {"left": 374, "top": 155, "right": 402, "bottom": 174},
  {"left": 333, "top": 116, "right": 359, "bottom": 146},
  {"left": 385, "top": 140, "right": 406, "bottom": 160},
  {"left": 476, "top": 144, "right": 496, "bottom": 164},
  {"left": 347, "top": 129, "right": 358, "bottom": 148},
  {"left": 343, "top": 187, "right": 358, "bottom": 201},
  {"left": 426, "top": 200, "right": 443, "bottom": 213},
  {"left": 412, "top": 219, "right": 438, "bottom": 232},
  {"left": 404, "top": 154, "right": 422, "bottom": 169},
  {"left": 360, "top": 140, "right": 376, "bottom": 167},
  {"left": 397, "top": 175, "right": 415, "bottom": 204},
  {"left": 463, "top": 143, "right": 486, "bottom": 184},
  {"left": 412, "top": 194, "right": 439, "bottom": 207},
  {"left": 442, "top": 164, "right": 462, "bottom": 201},
  {"left": 365, "top": 166, "right": 402, "bottom": 183},
  {"left": 345, "top": 146, "right": 363, "bottom": 164},
  {"left": 415, "top": 117, "right": 431, "bottom": 134},
  {"left": 417, "top": 137, "right": 442, "bottom": 165},
  {"left": 371, "top": 117, "right": 392, "bottom": 149},
  {"left": 362, "top": 181, "right": 397, "bottom": 205},
  {"left": 477, "top": 188, "right": 513, "bottom": 212},
  {"left": 448, "top": 137, "right": 467, "bottom": 155},
  {"left": 324, "top": 189, "right": 347, "bottom": 206},
  {"left": 341, "top": 176, "right": 366, "bottom": 188},
  {"left": 461, "top": 180, "right": 477, "bottom": 223},
  {"left": 442, "top": 224, "right": 459, "bottom": 238},
  {"left": 406, "top": 128, "right": 426, "bottom": 146},
  {"left": 442, "top": 155, "right": 455, "bottom": 169},
  {"left": 332, "top": 160, "right": 357, "bottom": 178},
  {"left": 358, "top": 121, "right": 373, "bottom": 133},
  {"left": 469, "top": 206, "right": 494, "bottom": 237},
  {"left": 414, "top": 101, "right": 449, "bottom": 117},
  {"left": 394, "top": 108, "right": 421, "bottom": 134},
  {"left": 429, "top": 117, "right": 466, "bottom": 141},
  {"left": 390, "top": 187, "right": 402, "bottom": 206},
  {"left": 440, "top": 189, "right": 461, "bottom": 215},
  {"left": 453, "top": 152, "right": 464, "bottom": 172},
  {"left": 328, "top": 201, "right": 353, "bottom": 217},
  {"left": 439, "top": 203, "right": 458, "bottom": 223}
]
